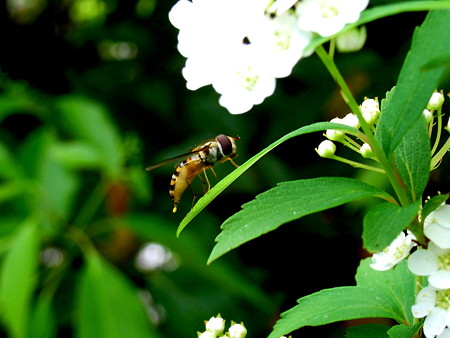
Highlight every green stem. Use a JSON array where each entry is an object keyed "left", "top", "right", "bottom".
[
  {"left": 430, "top": 108, "right": 443, "bottom": 156},
  {"left": 431, "top": 136, "right": 450, "bottom": 170},
  {"left": 330, "top": 155, "right": 385, "bottom": 173},
  {"left": 316, "top": 45, "right": 409, "bottom": 206}
]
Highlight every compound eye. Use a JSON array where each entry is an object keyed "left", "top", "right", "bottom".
[{"left": 217, "top": 134, "right": 233, "bottom": 156}]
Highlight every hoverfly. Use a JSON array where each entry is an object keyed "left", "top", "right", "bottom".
[{"left": 146, "top": 134, "right": 239, "bottom": 213}]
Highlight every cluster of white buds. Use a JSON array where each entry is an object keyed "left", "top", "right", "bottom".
[
  {"left": 316, "top": 98, "right": 380, "bottom": 173},
  {"left": 198, "top": 315, "right": 247, "bottom": 338},
  {"left": 423, "top": 91, "right": 445, "bottom": 124}
]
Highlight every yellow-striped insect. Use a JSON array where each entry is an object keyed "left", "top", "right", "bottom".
[{"left": 146, "top": 134, "right": 239, "bottom": 213}]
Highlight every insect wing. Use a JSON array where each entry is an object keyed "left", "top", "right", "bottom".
[{"left": 145, "top": 145, "right": 209, "bottom": 171}]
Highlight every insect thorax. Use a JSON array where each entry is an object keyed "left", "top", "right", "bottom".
[{"left": 199, "top": 143, "right": 222, "bottom": 166}]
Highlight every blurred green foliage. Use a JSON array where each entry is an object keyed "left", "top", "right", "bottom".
[{"left": 0, "top": 0, "right": 448, "bottom": 337}]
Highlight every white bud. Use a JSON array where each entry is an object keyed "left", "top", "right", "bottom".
[
  {"left": 342, "top": 113, "right": 360, "bottom": 129},
  {"left": 446, "top": 117, "right": 450, "bottom": 133},
  {"left": 360, "top": 98, "right": 380, "bottom": 125},
  {"left": 427, "top": 91, "right": 444, "bottom": 111},
  {"left": 205, "top": 316, "right": 225, "bottom": 335},
  {"left": 360, "top": 143, "right": 373, "bottom": 158},
  {"left": 198, "top": 331, "right": 216, "bottom": 338},
  {"left": 228, "top": 323, "right": 247, "bottom": 338},
  {"left": 336, "top": 26, "right": 367, "bottom": 53},
  {"left": 422, "top": 109, "right": 433, "bottom": 123},
  {"left": 316, "top": 140, "right": 336, "bottom": 158},
  {"left": 326, "top": 117, "right": 345, "bottom": 141}
]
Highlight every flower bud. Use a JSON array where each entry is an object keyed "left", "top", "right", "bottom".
[
  {"left": 422, "top": 109, "right": 433, "bottom": 123},
  {"left": 342, "top": 113, "right": 360, "bottom": 129},
  {"left": 360, "top": 98, "right": 380, "bottom": 125},
  {"left": 336, "top": 26, "right": 367, "bottom": 53},
  {"left": 316, "top": 140, "right": 336, "bottom": 158},
  {"left": 360, "top": 143, "right": 373, "bottom": 158},
  {"left": 205, "top": 316, "right": 225, "bottom": 335},
  {"left": 326, "top": 117, "right": 345, "bottom": 141},
  {"left": 427, "top": 91, "right": 444, "bottom": 111},
  {"left": 228, "top": 323, "right": 247, "bottom": 338},
  {"left": 446, "top": 117, "right": 450, "bottom": 133},
  {"left": 198, "top": 331, "right": 216, "bottom": 338}
]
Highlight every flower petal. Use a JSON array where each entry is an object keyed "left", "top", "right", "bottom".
[
  {"left": 408, "top": 249, "right": 439, "bottom": 276},
  {"left": 429, "top": 270, "right": 450, "bottom": 290},
  {"left": 424, "top": 307, "right": 448, "bottom": 338}
]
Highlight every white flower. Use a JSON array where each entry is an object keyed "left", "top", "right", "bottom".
[
  {"left": 248, "top": 11, "right": 312, "bottom": 78},
  {"left": 296, "top": 0, "right": 369, "bottom": 37},
  {"left": 212, "top": 44, "right": 277, "bottom": 115},
  {"left": 424, "top": 204, "right": 450, "bottom": 249},
  {"left": 370, "top": 230, "right": 417, "bottom": 271},
  {"left": 336, "top": 26, "right": 367, "bottom": 52},
  {"left": 228, "top": 323, "right": 247, "bottom": 338},
  {"left": 316, "top": 140, "right": 336, "bottom": 158},
  {"left": 360, "top": 98, "right": 380, "bottom": 125},
  {"left": 267, "top": 0, "right": 298, "bottom": 15},
  {"left": 408, "top": 241, "right": 450, "bottom": 290},
  {"left": 412, "top": 286, "right": 450, "bottom": 338},
  {"left": 205, "top": 316, "right": 225, "bottom": 335},
  {"left": 439, "top": 328, "right": 450, "bottom": 338},
  {"left": 360, "top": 143, "right": 373, "bottom": 158},
  {"left": 427, "top": 91, "right": 445, "bottom": 111}
]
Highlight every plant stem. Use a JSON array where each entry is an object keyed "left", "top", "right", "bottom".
[{"left": 315, "top": 45, "right": 409, "bottom": 205}]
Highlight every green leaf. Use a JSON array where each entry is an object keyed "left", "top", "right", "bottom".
[
  {"left": 363, "top": 201, "right": 420, "bottom": 253},
  {"left": 209, "top": 177, "right": 392, "bottom": 264},
  {"left": 76, "top": 252, "right": 161, "bottom": 338},
  {"left": 0, "top": 221, "right": 40, "bottom": 338},
  {"left": 177, "top": 122, "right": 360, "bottom": 235},
  {"left": 52, "top": 141, "right": 103, "bottom": 170},
  {"left": 376, "top": 10, "right": 450, "bottom": 156},
  {"left": 393, "top": 117, "right": 430, "bottom": 203},
  {"left": 268, "top": 259, "right": 415, "bottom": 338},
  {"left": 346, "top": 324, "right": 389, "bottom": 337},
  {"left": 387, "top": 323, "right": 422, "bottom": 338},
  {"left": 56, "top": 95, "right": 123, "bottom": 177}
]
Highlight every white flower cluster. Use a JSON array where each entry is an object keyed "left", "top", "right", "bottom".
[
  {"left": 169, "top": 0, "right": 369, "bottom": 114},
  {"left": 370, "top": 203, "right": 450, "bottom": 338},
  {"left": 316, "top": 97, "right": 379, "bottom": 159},
  {"left": 199, "top": 315, "right": 247, "bottom": 338}
]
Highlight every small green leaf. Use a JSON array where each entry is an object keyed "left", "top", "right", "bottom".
[
  {"left": 393, "top": 117, "right": 430, "bottom": 202},
  {"left": 76, "top": 252, "right": 160, "bottom": 338},
  {"left": 29, "top": 294, "right": 56, "bottom": 338},
  {"left": 388, "top": 323, "right": 422, "bottom": 338},
  {"left": 268, "top": 259, "right": 415, "bottom": 338},
  {"left": 177, "top": 122, "right": 360, "bottom": 235},
  {"left": 376, "top": 10, "right": 450, "bottom": 155},
  {"left": 52, "top": 141, "right": 103, "bottom": 170},
  {"left": 208, "top": 177, "right": 392, "bottom": 263},
  {"left": 363, "top": 201, "right": 420, "bottom": 253},
  {"left": 0, "top": 220, "right": 40, "bottom": 338}
]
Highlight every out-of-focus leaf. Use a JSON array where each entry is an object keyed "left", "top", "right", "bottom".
[
  {"left": 0, "top": 220, "right": 40, "bottom": 338},
  {"left": 76, "top": 251, "right": 161, "bottom": 338},
  {"left": 363, "top": 201, "right": 420, "bottom": 253},
  {"left": 29, "top": 294, "right": 56, "bottom": 338},
  {"left": 52, "top": 141, "right": 103, "bottom": 170},
  {"left": 0, "top": 141, "right": 24, "bottom": 180},
  {"left": 55, "top": 95, "right": 123, "bottom": 178},
  {"left": 375, "top": 10, "right": 450, "bottom": 155},
  {"left": 18, "top": 128, "right": 79, "bottom": 221},
  {"left": 209, "top": 177, "right": 393, "bottom": 263},
  {"left": 387, "top": 323, "right": 422, "bottom": 338}
]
